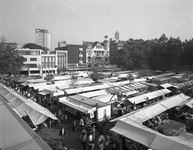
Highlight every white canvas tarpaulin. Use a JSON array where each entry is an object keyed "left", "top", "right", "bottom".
[
  {"left": 0, "top": 95, "right": 52, "bottom": 150},
  {"left": 111, "top": 120, "right": 193, "bottom": 150},
  {"left": 160, "top": 93, "right": 190, "bottom": 109},
  {"left": 122, "top": 103, "right": 167, "bottom": 123},
  {"left": 128, "top": 89, "right": 171, "bottom": 104},
  {"left": 59, "top": 97, "right": 96, "bottom": 114},
  {"left": 0, "top": 86, "right": 57, "bottom": 126},
  {"left": 93, "top": 94, "right": 116, "bottom": 104},
  {"left": 111, "top": 93, "right": 190, "bottom": 123},
  {"left": 124, "top": 94, "right": 190, "bottom": 123},
  {"left": 144, "top": 89, "right": 171, "bottom": 100},
  {"left": 160, "top": 83, "right": 173, "bottom": 88},
  {"left": 80, "top": 90, "right": 108, "bottom": 98}
]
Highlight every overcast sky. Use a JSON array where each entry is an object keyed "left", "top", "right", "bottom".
[{"left": 1, "top": 0, "right": 193, "bottom": 50}]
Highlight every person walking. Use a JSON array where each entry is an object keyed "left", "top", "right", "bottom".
[
  {"left": 91, "top": 125, "right": 96, "bottom": 141},
  {"left": 80, "top": 131, "right": 87, "bottom": 150},
  {"left": 59, "top": 126, "right": 67, "bottom": 146}
]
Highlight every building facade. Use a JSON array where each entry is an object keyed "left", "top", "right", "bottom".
[
  {"left": 18, "top": 48, "right": 68, "bottom": 75},
  {"left": 35, "top": 29, "right": 50, "bottom": 49},
  {"left": 84, "top": 36, "right": 110, "bottom": 67},
  {"left": 55, "top": 44, "right": 86, "bottom": 68}
]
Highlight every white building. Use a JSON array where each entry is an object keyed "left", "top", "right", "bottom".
[
  {"left": 35, "top": 29, "right": 50, "bottom": 49},
  {"left": 84, "top": 36, "right": 110, "bottom": 67},
  {"left": 18, "top": 48, "right": 68, "bottom": 75}
]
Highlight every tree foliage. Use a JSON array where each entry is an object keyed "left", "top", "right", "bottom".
[
  {"left": 23, "top": 43, "right": 49, "bottom": 51},
  {"left": 90, "top": 67, "right": 100, "bottom": 82},
  {"left": 0, "top": 37, "right": 25, "bottom": 75},
  {"left": 68, "top": 72, "right": 78, "bottom": 88},
  {"left": 112, "top": 34, "right": 193, "bottom": 72}
]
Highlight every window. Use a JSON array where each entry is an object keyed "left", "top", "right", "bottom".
[
  {"left": 23, "top": 58, "right": 27, "bottom": 62},
  {"left": 30, "top": 58, "right": 37, "bottom": 61}
]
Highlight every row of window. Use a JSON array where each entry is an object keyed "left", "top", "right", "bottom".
[
  {"left": 42, "top": 62, "right": 56, "bottom": 68},
  {"left": 42, "top": 56, "right": 55, "bottom": 62}
]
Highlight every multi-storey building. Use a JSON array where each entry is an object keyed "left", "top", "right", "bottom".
[
  {"left": 17, "top": 48, "right": 68, "bottom": 75},
  {"left": 35, "top": 29, "right": 50, "bottom": 49},
  {"left": 55, "top": 44, "right": 86, "bottom": 68},
  {"left": 84, "top": 36, "right": 110, "bottom": 67}
]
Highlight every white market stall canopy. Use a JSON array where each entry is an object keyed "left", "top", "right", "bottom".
[
  {"left": 111, "top": 93, "right": 190, "bottom": 122},
  {"left": 59, "top": 95, "right": 108, "bottom": 114},
  {"left": 0, "top": 85, "right": 57, "bottom": 126},
  {"left": 80, "top": 89, "right": 109, "bottom": 98},
  {"left": 65, "top": 84, "right": 110, "bottom": 95},
  {"left": 122, "top": 93, "right": 190, "bottom": 123},
  {"left": 106, "top": 82, "right": 146, "bottom": 95},
  {"left": 128, "top": 89, "right": 171, "bottom": 104},
  {"left": 92, "top": 94, "right": 117, "bottom": 104},
  {"left": 0, "top": 96, "right": 52, "bottom": 150},
  {"left": 111, "top": 120, "right": 193, "bottom": 150},
  {"left": 160, "top": 83, "right": 174, "bottom": 89}
]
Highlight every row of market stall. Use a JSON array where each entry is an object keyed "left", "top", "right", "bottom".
[{"left": 110, "top": 91, "right": 193, "bottom": 150}]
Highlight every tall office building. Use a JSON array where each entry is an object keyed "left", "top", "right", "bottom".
[{"left": 35, "top": 29, "right": 50, "bottom": 49}]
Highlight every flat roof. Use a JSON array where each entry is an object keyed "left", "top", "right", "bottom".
[{"left": 69, "top": 95, "right": 108, "bottom": 108}]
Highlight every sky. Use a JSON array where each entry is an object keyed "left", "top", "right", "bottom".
[{"left": 0, "top": 0, "right": 193, "bottom": 50}]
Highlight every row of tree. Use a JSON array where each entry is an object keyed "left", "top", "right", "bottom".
[{"left": 113, "top": 34, "right": 193, "bottom": 72}]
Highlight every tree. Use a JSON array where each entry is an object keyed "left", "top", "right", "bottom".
[
  {"left": 68, "top": 72, "right": 78, "bottom": 88},
  {"left": 90, "top": 67, "right": 100, "bottom": 83},
  {"left": 0, "top": 37, "right": 25, "bottom": 75},
  {"left": 23, "top": 43, "right": 49, "bottom": 51},
  {"left": 90, "top": 73, "right": 100, "bottom": 83},
  {"left": 44, "top": 73, "right": 54, "bottom": 82}
]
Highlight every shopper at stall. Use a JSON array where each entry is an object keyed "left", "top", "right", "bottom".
[
  {"left": 80, "top": 131, "right": 87, "bottom": 150},
  {"left": 59, "top": 126, "right": 67, "bottom": 146}
]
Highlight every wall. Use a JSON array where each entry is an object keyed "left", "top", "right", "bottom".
[{"left": 97, "top": 105, "right": 111, "bottom": 121}]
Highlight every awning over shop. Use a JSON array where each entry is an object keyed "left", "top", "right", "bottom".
[
  {"left": 111, "top": 120, "right": 193, "bottom": 150},
  {"left": 0, "top": 85, "right": 57, "bottom": 126},
  {"left": 0, "top": 95, "right": 52, "bottom": 150}
]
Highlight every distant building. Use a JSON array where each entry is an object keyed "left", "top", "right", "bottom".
[
  {"left": 115, "top": 31, "right": 119, "bottom": 42},
  {"left": 35, "top": 29, "right": 50, "bottom": 49},
  {"left": 109, "top": 31, "right": 125, "bottom": 64},
  {"left": 55, "top": 44, "right": 86, "bottom": 68},
  {"left": 84, "top": 36, "right": 110, "bottom": 67},
  {"left": 18, "top": 48, "right": 68, "bottom": 75}
]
